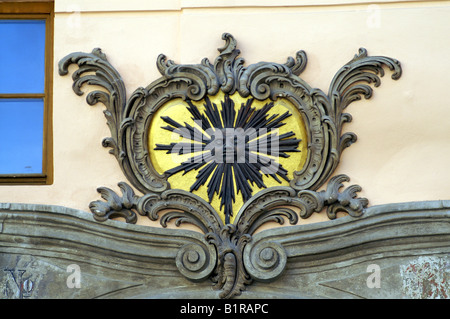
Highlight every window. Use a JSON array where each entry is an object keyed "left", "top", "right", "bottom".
[{"left": 0, "top": 2, "right": 53, "bottom": 184}]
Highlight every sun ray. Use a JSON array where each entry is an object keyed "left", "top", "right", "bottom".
[{"left": 154, "top": 94, "right": 301, "bottom": 223}]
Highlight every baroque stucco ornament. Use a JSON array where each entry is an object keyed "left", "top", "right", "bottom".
[{"left": 58, "top": 33, "right": 401, "bottom": 298}]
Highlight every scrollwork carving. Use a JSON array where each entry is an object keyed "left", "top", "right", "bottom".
[
  {"left": 244, "top": 241, "right": 287, "bottom": 282},
  {"left": 89, "top": 182, "right": 140, "bottom": 224},
  {"left": 58, "top": 49, "right": 169, "bottom": 195},
  {"left": 59, "top": 34, "right": 401, "bottom": 197},
  {"left": 59, "top": 33, "right": 401, "bottom": 299},
  {"left": 292, "top": 47, "right": 402, "bottom": 191},
  {"left": 86, "top": 174, "right": 366, "bottom": 298},
  {"left": 58, "top": 49, "right": 127, "bottom": 160},
  {"left": 86, "top": 180, "right": 298, "bottom": 298},
  {"left": 175, "top": 243, "right": 217, "bottom": 282}
]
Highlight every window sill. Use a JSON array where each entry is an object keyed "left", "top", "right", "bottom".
[{"left": 0, "top": 174, "right": 52, "bottom": 185}]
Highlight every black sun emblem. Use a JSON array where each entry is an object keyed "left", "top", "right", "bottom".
[{"left": 155, "top": 94, "right": 301, "bottom": 223}]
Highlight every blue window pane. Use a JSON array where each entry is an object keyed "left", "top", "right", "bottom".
[
  {"left": 0, "top": 20, "right": 46, "bottom": 94},
  {"left": 0, "top": 99, "right": 44, "bottom": 174}
]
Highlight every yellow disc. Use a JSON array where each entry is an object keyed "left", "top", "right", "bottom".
[{"left": 149, "top": 91, "right": 308, "bottom": 223}]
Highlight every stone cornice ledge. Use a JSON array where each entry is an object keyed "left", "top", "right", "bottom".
[
  {"left": 250, "top": 200, "right": 450, "bottom": 259},
  {"left": 1, "top": 201, "right": 450, "bottom": 298},
  {"left": 245, "top": 200, "right": 450, "bottom": 298}
]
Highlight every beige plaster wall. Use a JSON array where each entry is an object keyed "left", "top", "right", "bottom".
[{"left": 1, "top": 0, "right": 449, "bottom": 228}]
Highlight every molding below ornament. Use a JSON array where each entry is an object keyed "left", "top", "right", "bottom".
[{"left": 1, "top": 200, "right": 450, "bottom": 299}]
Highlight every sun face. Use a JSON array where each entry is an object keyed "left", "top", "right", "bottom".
[{"left": 150, "top": 92, "right": 308, "bottom": 223}]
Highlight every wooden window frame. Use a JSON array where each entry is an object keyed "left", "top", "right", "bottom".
[{"left": 0, "top": 1, "right": 54, "bottom": 185}]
